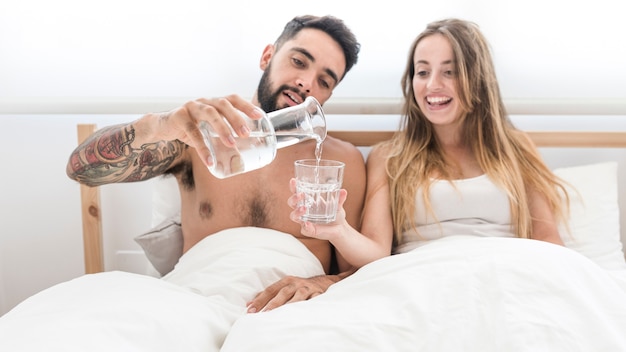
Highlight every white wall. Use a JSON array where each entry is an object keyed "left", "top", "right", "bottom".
[
  {"left": 1, "top": 0, "right": 625, "bottom": 100},
  {"left": 0, "top": 115, "right": 153, "bottom": 315},
  {"left": 1, "top": 0, "right": 625, "bottom": 316}
]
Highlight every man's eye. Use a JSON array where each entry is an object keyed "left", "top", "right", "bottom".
[
  {"left": 292, "top": 58, "right": 305, "bottom": 67},
  {"left": 319, "top": 79, "right": 330, "bottom": 89}
]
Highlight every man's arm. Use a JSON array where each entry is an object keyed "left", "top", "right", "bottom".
[
  {"left": 66, "top": 95, "right": 261, "bottom": 187},
  {"left": 66, "top": 122, "right": 186, "bottom": 187}
]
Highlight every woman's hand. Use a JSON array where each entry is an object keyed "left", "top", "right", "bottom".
[{"left": 287, "top": 178, "right": 349, "bottom": 241}]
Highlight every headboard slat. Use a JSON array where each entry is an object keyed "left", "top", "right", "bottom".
[
  {"left": 328, "top": 131, "right": 626, "bottom": 148},
  {"left": 77, "top": 124, "right": 104, "bottom": 274}
]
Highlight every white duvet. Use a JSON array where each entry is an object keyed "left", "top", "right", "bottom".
[
  {"left": 0, "top": 227, "right": 323, "bottom": 352},
  {"left": 1, "top": 230, "right": 625, "bottom": 352},
  {"left": 222, "top": 235, "right": 626, "bottom": 352}
]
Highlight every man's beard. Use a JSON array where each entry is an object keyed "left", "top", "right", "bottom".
[
  {"left": 256, "top": 69, "right": 279, "bottom": 113},
  {"left": 256, "top": 63, "right": 305, "bottom": 113}
]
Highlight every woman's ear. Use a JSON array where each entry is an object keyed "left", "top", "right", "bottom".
[{"left": 259, "top": 44, "right": 275, "bottom": 70}]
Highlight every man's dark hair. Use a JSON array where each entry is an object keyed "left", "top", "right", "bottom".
[{"left": 275, "top": 15, "right": 360, "bottom": 81}]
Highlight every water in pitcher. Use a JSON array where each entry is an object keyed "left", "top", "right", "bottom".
[
  {"left": 200, "top": 96, "right": 326, "bottom": 178},
  {"left": 201, "top": 126, "right": 277, "bottom": 179},
  {"left": 201, "top": 128, "right": 325, "bottom": 179},
  {"left": 275, "top": 132, "right": 323, "bottom": 149}
]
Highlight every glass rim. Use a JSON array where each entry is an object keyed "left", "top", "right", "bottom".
[{"left": 294, "top": 159, "right": 345, "bottom": 168}]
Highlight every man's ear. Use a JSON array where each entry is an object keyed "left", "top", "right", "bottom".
[{"left": 259, "top": 44, "right": 275, "bottom": 70}]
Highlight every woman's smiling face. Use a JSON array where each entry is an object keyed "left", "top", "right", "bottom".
[{"left": 412, "top": 33, "right": 463, "bottom": 128}]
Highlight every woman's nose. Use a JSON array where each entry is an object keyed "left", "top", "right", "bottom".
[{"left": 427, "top": 74, "right": 442, "bottom": 90}]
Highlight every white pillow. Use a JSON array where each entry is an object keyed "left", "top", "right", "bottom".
[
  {"left": 151, "top": 176, "right": 180, "bottom": 227},
  {"left": 137, "top": 162, "right": 625, "bottom": 273},
  {"left": 554, "top": 162, "right": 625, "bottom": 270}
]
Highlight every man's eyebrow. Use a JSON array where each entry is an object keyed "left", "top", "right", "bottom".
[{"left": 292, "top": 47, "right": 339, "bottom": 85}]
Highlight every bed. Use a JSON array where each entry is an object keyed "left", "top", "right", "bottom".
[{"left": 0, "top": 125, "right": 625, "bottom": 351}]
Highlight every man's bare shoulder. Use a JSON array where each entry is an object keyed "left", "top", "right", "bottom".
[
  {"left": 322, "top": 135, "right": 366, "bottom": 192},
  {"left": 321, "top": 135, "right": 364, "bottom": 162}
]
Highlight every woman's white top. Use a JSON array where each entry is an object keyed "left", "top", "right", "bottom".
[{"left": 395, "top": 174, "right": 514, "bottom": 254}]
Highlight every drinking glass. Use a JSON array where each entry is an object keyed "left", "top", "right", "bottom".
[{"left": 294, "top": 159, "right": 345, "bottom": 223}]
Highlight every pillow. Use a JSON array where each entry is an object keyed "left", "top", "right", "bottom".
[
  {"left": 138, "top": 162, "right": 625, "bottom": 274},
  {"left": 151, "top": 176, "right": 181, "bottom": 227},
  {"left": 134, "top": 214, "right": 183, "bottom": 276},
  {"left": 554, "top": 162, "right": 626, "bottom": 270}
]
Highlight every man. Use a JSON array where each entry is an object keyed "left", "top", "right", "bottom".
[{"left": 66, "top": 15, "right": 366, "bottom": 313}]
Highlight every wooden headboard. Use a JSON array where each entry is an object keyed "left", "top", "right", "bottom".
[{"left": 76, "top": 124, "right": 626, "bottom": 274}]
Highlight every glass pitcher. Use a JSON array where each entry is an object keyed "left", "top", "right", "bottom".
[{"left": 199, "top": 96, "right": 326, "bottom": 178}]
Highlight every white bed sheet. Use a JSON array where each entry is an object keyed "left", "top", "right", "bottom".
[{"left": 222, "top": 235, "right": 626, "bottom": 352}]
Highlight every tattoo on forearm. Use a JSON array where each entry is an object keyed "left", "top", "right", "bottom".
[
  {"left": 67, "top": 124, "right": 185, "bottom": 186},
  {"left": 119, "top": 125, "right": 135, "bottom": 155}
]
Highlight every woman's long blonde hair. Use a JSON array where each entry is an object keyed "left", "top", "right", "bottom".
[{"left": 383, "top": 18, "right": 569, "bottom": 245}]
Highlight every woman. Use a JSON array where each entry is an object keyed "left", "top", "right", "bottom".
[{"left": 289, "top": 18, "right": 570, "bottom": 268}]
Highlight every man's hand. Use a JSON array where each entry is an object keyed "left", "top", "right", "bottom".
[
  {"left": 246, "top": 275, "right": 339, "bottom": 313},
  {"left": 139, "top": 94, "right": 263, "bottom": 169}
]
